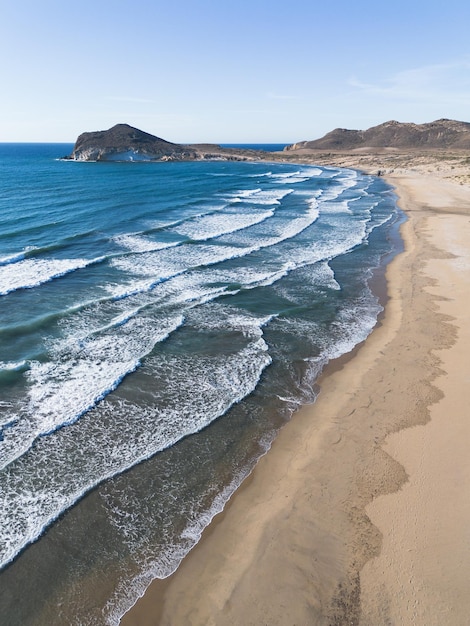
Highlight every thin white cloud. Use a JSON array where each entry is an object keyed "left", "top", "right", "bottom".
[{"left": 349, "top": 60, "right": 470, "bottom": 104}]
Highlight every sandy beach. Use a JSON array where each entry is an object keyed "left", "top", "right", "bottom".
[{"left": 122, "top": 154, "right": 470, "bottom": 625}]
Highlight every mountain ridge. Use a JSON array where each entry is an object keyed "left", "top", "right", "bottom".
[{"left": 285, "top": 119, "right": 470, "bottom": 151}]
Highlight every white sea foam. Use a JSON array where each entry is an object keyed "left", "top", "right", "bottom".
[
  {"left": 273, "top": 203, "right": 320, "bottom": 240},
  {"left": 0, "top": 359, "right": 27, "bottom": 372},
  {"left": 108, "top": 278, "right": 158, "bottom": 300},
  {"left": 110, "top": 244, "right": 244, "bottom": 279},
  {"left": 110, "top": 202, "right": 320, "bottom": 287},
  {"left": 0, "top": 314, "right": 185, "bottom": 471},
  {"left": 113, "top": 234, "right": 180, "bottom": 253},
  {"left": 51, "top": 298, "right": 149, "bottom": 346},
  {"left": 205, "top": 264, "right": 291, "bottom": 292},
  {"left": 229, "top": 187, "right": 262, "bottom": 199},
  {"left": 0, "top": 256, "right": 105, "bottom": 296},
  {"left": 316, "top": 169, "right": 358, "bottom": 201},
  {"left": 0, "top": 246, "right": 36, "bottom": 266},
  {"left": 107, "top": 185, "right": 327, "bottom": 291},
  {"left": 187, "top": 304, "right": 275, "bottom": 334},
  {"left": 365, "top": 203, "right": 392, "bottom": 235},
  {"left": 0, "top": 312, "right": 272, "bottom": 570},
  {"left": 104, "top": 468, "right": 254, "bottom": 625},
  {"left": 228, "top": 188, "right": 293, "bottom": 205},
  {"left": 275, "top": 175, "right": 310, "bottom": 184},
  {"left": 173, "top": 207, "right": 275, "bottom": 240},
  {"left": 320, "top": 197, "right": 355, "bottom": 214},
  {"left": 270, "top": 167, "right": 322, "bottom": 184},
  {"left": 301, "top": 290, "right": 382, "bottom": 373},
  {"left": 273, "top": 262, "right": 340, "bottom": 305},
  {"left": 247, "top": 171, "right": 272, "bottom": 177}
]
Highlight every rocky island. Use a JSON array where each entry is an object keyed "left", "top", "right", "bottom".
[{"left": 67, "top": 123, "right": 263, "bottom": 162}]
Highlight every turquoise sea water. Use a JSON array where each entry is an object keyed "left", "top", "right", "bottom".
[{"left": 0, "top": 144, "right": 402, "bottom": 625}]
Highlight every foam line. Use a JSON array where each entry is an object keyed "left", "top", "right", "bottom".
[{"left": 0, "top": 256, "right": 106, "bottom": 297}]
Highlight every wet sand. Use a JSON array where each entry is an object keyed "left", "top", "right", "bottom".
[{"left": 122, "top": 157, "right": 470, "bottom": 625}]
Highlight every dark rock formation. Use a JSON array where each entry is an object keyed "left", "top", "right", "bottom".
[
  {"left": 67, "top": 124, "right": 266, "bottom": 162},
  {"left": 285, "top": 119, "right": 470, "bottom": 151},
  {"left": 68, "top": 124, "right": 199, "bottom": 161}
]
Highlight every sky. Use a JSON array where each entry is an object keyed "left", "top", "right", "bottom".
[{"left": 1, "top": 0, "right": 470, "bottom": 143}]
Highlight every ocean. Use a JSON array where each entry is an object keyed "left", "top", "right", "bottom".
[{"left": 0, "top": 143, "right": 402, "bottom": 625}]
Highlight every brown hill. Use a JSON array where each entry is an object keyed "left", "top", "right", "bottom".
[
  {"left": 285, "top": 119, "right": 470, "bottom": 151},
  {"left": 69, "top": 124, "right": 199, "bottom": 161},
  {"left": 68, "top": 124, "right": 268, "bottom": 162}
]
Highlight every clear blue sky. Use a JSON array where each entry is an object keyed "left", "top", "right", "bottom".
[{"left": 1, "top": 0, "right": 470, "bottom": 143}]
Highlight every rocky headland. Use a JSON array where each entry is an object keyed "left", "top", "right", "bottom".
[{"left": 67, "top": 123, "right": 264, "bottom": 162}]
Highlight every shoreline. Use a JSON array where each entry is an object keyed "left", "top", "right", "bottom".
[{"left": 122, "top": 160, "right": 470, "bottom": 625}]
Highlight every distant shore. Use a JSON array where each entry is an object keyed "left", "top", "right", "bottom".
[{"left": 122, "top": 152, "right": 470, "bottom": 625}]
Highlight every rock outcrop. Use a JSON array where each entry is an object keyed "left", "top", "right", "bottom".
[
  {"left": 285, "top": 119, "right": 470, "bottom": 151},
  {"left": 68, "top": 124, "right": 199, "bottom": 161},
  {"left": 67, "top": 124, "right": 264, "bottom": 162}
]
